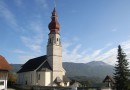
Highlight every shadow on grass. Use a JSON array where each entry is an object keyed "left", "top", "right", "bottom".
[{"left": 8, "top": 86, "right": 30, "bottom": 90}]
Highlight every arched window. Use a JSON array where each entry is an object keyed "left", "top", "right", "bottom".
[
  {"left": 49, "top": 39, "right": 51, "bottom": 43},
  {"left": 38, "top": 74, "right": 40, "bottom": 80}
]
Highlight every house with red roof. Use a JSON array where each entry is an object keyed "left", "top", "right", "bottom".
[{"left": 0, "top": 55, "right": 12, "bottom": 90}]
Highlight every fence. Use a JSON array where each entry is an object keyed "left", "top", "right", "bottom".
[
  {"left": 78, "top": 87, "right": 113, "bottom": 90},
  {"left": 32, "top": 86, "right": 71, "bottom": 90},
  {"left": 13, "top": 84, "right": 113, "bottom": 90},
  {"left": 32, "top": 86, "right": 113, "bottom": 90}
]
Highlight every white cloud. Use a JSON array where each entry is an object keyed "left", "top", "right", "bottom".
[
  {"left": 62, "top": 39, "right": 130, "bottom": 65},
  {"left": 121, "top": 40, "right": 130, "bottom": 50},
  {"left": 121, "top": 40, "right": 130, "bottom": 61},
  {"left": 11, "top": 49, "right": 26, "bottom": 54},
  {"left": 73, "top": 37, "right": 80, "bottom": 42},
  {"left": 18, "top": 55, "right": 36, "bottom": 64},
  {"left": 91, "top": 49, "right": 102, "bottom": 58},
  {"left": 106, "top": 43, "right": 113, "bottom": 47},
  {"left": 62, "top": 41, "right": 91, "bottom": 63},
  {"left": 21, "top": 20, "right": 45, "bottom": 52},
  {"left": 21, "top": 36, "right": 41, "bottom": 52},
  {"left": 0, "top": 1, "right": 19, "bottom": 30},
  {"left": 95, "top": 48, "right": 117, "bottom": 63},
  {"left": 128, "top": 35, "right": 130, "bottom": 38},
  {"left": 71, "top": 45, "right": 81, "bottom": 54}
]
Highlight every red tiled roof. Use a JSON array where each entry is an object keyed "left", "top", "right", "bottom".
[{"left": 0, "top": 55, "right": 12, "bottom": 70}]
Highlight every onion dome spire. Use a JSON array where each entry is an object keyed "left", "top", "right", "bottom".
[{"left": 48, "top": 7, "right": 60, "bottom": 34}]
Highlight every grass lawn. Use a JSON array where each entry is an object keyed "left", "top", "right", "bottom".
[{"left": 8, "top": 87, "right": 30, "bottom": 90}]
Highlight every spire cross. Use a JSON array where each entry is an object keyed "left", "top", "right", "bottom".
[{"left": 54, "top": 0, "right": 56, "bottom": 8}]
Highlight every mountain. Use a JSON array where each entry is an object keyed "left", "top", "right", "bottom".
[
  {"left": 10, "top": 61, "right": 114, "bottom": 79},
  {"left": 10, "top": 64, "right": 23, "bottom": 73},
  {"left": 86, "top": 61, "right": 108, "bottom": 66},
  {"left": 63, "top": 61, "right": 114, "bottom": 79}
]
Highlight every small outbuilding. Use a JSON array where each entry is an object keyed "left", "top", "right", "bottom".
[
  {"left": 0, "top": 55, "right": 12, "bottom": 90},
  {"left": 103, "top": 75, "right": 115, "bottom": 88}
]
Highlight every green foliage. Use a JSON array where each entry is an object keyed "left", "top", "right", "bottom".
[
  {"left": 80, "top": 81, "right": 92, "bottom": 87},
  {"left": 114, "top": 45, "right": 130, "bottom": 90},
  {"left": 8, "top": 72, "right": 17, "bottom": 82},
  {"left": 127, "top": 80, "right": 130, "bottom": 89},
  {"left": 69, "top": 76, "right": 103, "bottom": 87},
  {"left": 8, "top": 72, "right": 17, "bottom": 86}
]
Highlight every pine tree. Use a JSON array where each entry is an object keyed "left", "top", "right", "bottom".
[{"left": 114, "top": 45, "right": 130, "bottom": 90}]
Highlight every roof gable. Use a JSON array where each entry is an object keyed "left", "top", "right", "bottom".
[
  {"left": 103, "top": 75, "right": 115, "bottom": 83},
  {"left": 0, "top": 55, "right": 12, "bottom": 70},
  {"left": 63, "top": 76, "right": 70, "bottom": 82},
  {"left": 37, "top": 61, "right": 52, "bottom": 71},
  {"left": 17, "top": 55, "right": 47, "bottom": 73}
]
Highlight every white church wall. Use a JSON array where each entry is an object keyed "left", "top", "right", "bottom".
[
  {"left": 52, "top": 56, "right": 62, "bottom": 71},
  {"left": 17, "top": 71, "right": 35, "bottom": 85},
  {"left": 62, "top": 69, "right": 66, "bottom": 76},
  {"left": 17, "top": 73, "right": 23, "bottom": 84},
  {"left": 45, "top": 72, "right": 51, "bottom": 86},
  {"left": 37, "top": 71, "right": 51, "bottom": 86},
  {"left": 37, "top": 71, "right": 45, "bottom": 86},
  {"left": 53, "top": 71, "right": 64, "bottom": 81},
  {"left": 53, "top": 45, "right": 62, "bottom": 56}
]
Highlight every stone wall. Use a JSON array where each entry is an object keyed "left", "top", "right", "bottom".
[
  {"left": 78, "top": 87, "right": 101, "bottom": 90},
  {"left": 32, "top": 86, "right": 71, "bottom": 90},
  {"left": 78, "top": 87, "right": 114, "bottom": 90},
  {"left": 14, "top": 84, "right": 114, "bottom": 90},
  {"left": 32, "top": 86, "right": 114, "bottom": 90}
]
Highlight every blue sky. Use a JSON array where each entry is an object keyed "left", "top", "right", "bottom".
[{"left": 0, "top": 0, "right": 130, "bottom": 65}]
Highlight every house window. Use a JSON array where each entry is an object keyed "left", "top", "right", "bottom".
[
  {"left": 57, "top": 38, "right": 58, "bottom": 41},
  {"left": 38, "top": 74, "right": 40, "bottom": 80},
  {"left": 0, "top": 81, "right": 4, "bottom": 85},
  {"left": 31, "top": 74, "right": 32, "bottom": 83}
]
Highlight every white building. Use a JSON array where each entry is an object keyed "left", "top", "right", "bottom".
[
  {"left": 0, "top": 55, "right": 12, "bottom": 90},
  {"left": 17, "top": 7, "right": 70, "bottom": 86}
]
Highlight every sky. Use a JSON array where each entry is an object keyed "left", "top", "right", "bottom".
[{"left": 0, "top": 0, "right": 130, "bottom": 65}]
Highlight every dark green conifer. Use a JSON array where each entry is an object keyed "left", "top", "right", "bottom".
[{"left": 114, "top": 45, "right": 130, "bottom": 90}]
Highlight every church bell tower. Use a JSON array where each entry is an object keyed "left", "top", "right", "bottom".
[{"left": 47, "top": 7, "right": 65, "bottom": 83}]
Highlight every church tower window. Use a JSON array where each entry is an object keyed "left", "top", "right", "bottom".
[{"left": 49, "top": 39, "right": 51, "bottom": 43}]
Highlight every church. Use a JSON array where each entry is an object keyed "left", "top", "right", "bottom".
[{"left": 17, "top": 7, "right": 70, "bottom": 86}]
